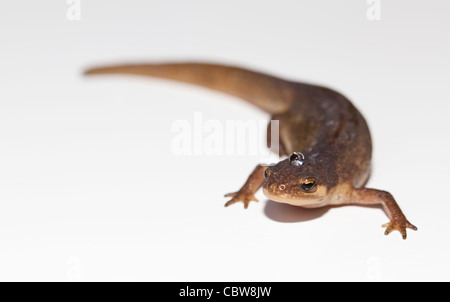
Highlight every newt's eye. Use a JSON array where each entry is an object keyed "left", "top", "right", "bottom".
[
  {"left": 264, "top": 169, "right": 269, "bottom": 180},
  {"left": 301, "top": 178, "right": 317, "bottom": 192}
]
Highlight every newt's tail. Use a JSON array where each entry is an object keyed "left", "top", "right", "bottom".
[{"left": 84, "top": 62, "right": 297, "bottom": 114}]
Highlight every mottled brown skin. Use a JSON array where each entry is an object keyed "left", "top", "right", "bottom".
[{"left": 84, "top": 62, "right": 417, "bottom": 239}]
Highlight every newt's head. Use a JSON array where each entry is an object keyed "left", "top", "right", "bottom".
[{"left": 262, "top": 152, "right": 335, "bottom": 207}]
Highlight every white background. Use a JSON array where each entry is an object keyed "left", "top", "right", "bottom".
[{"left": 0, "top": 0, "right": 449, "bottom": 281}]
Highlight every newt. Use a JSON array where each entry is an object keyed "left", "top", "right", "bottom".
[{"left": 84, "top": 62, "right": 417, "bottom": 239}]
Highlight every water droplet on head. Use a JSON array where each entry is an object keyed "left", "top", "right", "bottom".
[{"left": 289, "top": 152, "right": 305, "bottom": 166}]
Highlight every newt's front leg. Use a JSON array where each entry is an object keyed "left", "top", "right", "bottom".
[
  {"left": 224, "top": 164, "right": 268, "bottom": 209},
  {"left": 350, "top": 188, "right": 417, "bottom": 239}
]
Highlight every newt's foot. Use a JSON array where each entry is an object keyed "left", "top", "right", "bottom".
[
  {"left": 382, "top": 217, "right": 417, "bottom": 239},
  {"left": 224, "top": 189, "right": 258, "bottom": 209}
]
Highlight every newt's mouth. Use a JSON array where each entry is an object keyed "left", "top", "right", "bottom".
[{"left": 262, "top": 187, "right": 326, "bottom": 208}]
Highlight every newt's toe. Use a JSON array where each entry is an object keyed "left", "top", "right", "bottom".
[
  {"left": 382, "top": 219, "right": 417, "bottom": 239},
  {"left": 224, "top": 190, "right": 258, "bottom": 209}
]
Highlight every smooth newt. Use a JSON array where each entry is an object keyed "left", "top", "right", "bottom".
[{"left": 84, "top": 62, "right": 417, "bottom": 239}]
